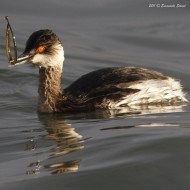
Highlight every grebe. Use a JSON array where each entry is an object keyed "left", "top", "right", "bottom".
[{"left": 15, "top": 30, "right": 187, "bottom": 113}]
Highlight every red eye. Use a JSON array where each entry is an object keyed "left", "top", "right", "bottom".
[{"left": 36, "top": 46, "right": 45, "bottom": 53}]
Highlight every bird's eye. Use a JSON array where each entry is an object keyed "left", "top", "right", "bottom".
[{"left": 36, "top": 46, "right": 45, "bottom": 53}]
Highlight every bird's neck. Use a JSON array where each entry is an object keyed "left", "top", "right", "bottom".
[{"left": 38, "top": 66, "right": 63, "bottom": 113}]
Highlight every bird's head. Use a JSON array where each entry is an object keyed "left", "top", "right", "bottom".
[{"left": 18, "top": 30, "right": 64, "bottom": 68}]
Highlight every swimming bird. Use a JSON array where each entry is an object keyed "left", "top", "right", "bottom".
[{"left": 15, "top": 29, "right": 187, "bottom": 113}]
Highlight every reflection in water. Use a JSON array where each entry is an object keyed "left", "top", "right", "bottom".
[
  {"left": 109, "top": 104, "right": 186, "bottom": 117},
  {"left": 60, "top": 104, "right": 187, "bottom": 120},
  {"left": 45, "top": 160, "right": 80, "bottom": 174},
  {"left": 27, "top": 161, "right": 41, "bottom": 175},
  {"left": 101, "top": 123, "right": 179, "bottom": 131},
  {"left": 26, "top": 114, "right": 84, "bottom": 175},
  {"left": 43, "top": 121, "right": 83, "bottom": 158},
  {"left": 101, "top": 105, "right": 184, "bottom": 130},
  {"left": 25, "top": 139, "right": 37, "bottom": 151},
  {"left": 25, "top": 104, "right": 186, "bottom": 175}
]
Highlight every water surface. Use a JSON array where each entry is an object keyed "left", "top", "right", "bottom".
[{"left": 0, "top": 0, "right": 190, "bottom": 190}]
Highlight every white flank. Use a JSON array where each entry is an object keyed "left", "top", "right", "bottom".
[{"left": 110, "top": 78, "right": 188, "bottom": 109}]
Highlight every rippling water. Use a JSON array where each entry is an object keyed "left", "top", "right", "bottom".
[{"left": 0, "top": 0, "right": 190, "bottom": 189}]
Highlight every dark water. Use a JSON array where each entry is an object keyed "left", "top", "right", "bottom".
[{"left": 0, "top": 0, "right": 190, "bottom": 189}]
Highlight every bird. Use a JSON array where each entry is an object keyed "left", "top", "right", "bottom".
[{"left": 15, "top": 29, "right": 188, "bottom": 113}]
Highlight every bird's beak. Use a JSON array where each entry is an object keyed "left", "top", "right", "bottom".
[{"left": 9, "top": 53, "right": 34, "bottom": 67}]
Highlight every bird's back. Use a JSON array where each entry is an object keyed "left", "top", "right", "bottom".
[{"left": 59, "top": 67, "right": 187, "bottom": 112}]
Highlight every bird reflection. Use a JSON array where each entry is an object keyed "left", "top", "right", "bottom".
[
  {"left": 108, "top": 104, "right": 186, "bottom": 116},
  {"left": 26, "top": 114, "right": 84, "bottom": 175},
  {"left": 43, "top": 120, "right": 83, "bottom": 158},
  {"left": 25, "top": 104, "right": 186, "bottom": 175},
  {"left": 45, "top": 160, "right": 80, "bottom": 174}
]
